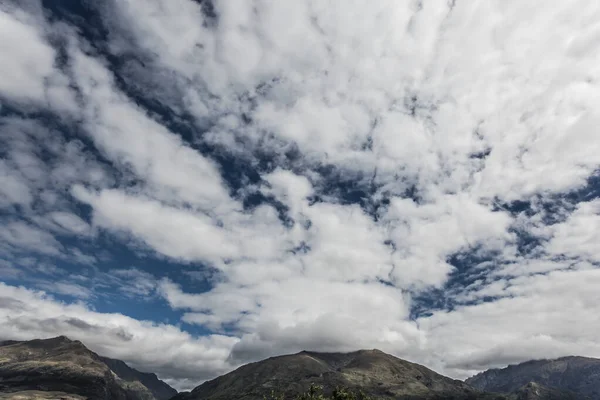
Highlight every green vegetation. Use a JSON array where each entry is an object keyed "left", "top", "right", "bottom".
[{"left": 264, "top": 385, "right": 376, "bottom": 400}]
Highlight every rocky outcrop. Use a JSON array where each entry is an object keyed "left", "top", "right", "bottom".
[{"left": 508, "top": 382, "right": 583, "bottom": 400}]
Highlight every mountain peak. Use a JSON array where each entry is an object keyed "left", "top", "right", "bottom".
[
  {"left": 43, "top": 335, "right": 80, "bottom": 345},
  {"left": 19, "top": 335, "right": 89, "bottom": 352},
  {"left": 52, "top": 335, "right": 73, "bottom": 341},
  {"left": 298, "top": 348, "right": 385, "bottom": 354}
]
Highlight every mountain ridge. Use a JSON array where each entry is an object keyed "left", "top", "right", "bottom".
[
  {"left": 0, "top": 336, "right": 177, "bottom": 400},
  {"left": 466, "top": 356, "right": 600, "bottom": 399},
  {"left": 174, "top": 348, "right": 497, "bottom": 400}
]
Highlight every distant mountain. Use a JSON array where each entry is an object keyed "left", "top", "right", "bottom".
[
  {"left": 173, "top": 349, "right": 504, "bottom": 400},
  {"left": 0, "top": 336, "right": 177, "bottom": 400},
  {"left": 466, "top": 356, "right": 600, "bottom": 400}
]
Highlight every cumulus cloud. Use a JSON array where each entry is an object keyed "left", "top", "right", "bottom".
[{"left": 1, "top": 0, "right": 600, "bottom": 390}]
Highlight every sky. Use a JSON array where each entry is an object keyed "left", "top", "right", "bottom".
[{"left": 1, "top": 0, "right": 600, "bottom": 392}]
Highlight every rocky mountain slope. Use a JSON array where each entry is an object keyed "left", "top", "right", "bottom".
[
  {"left": 507, "top": 382, "right": 583, "bottom": 400},
  {"left": 466, "top": 356, "right": 600, "bottom": 399},
  {"left": 99, "top": 356, "right": 176, "bottom": 400},
  {"left": 172, "top": 349, "right": 504, "bottom": 400},
  {"left": 0, "top": 336, "right": 176, "bottom": 400}
]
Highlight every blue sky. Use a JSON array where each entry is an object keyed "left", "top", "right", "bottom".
[{"left": 2, "top": 0, "right": 600, "bottom": 391}]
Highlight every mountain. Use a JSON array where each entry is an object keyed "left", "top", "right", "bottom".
[
  {"left": 466, "top": 356, "right": 600, "bottom": 399},
  {"left": 507, "top": 382, "right": 583, "bottom": 400},
  {"left": 99, "top": 356, "right": 177, "bottom": 400},
  {"left": 0, "top": 336, "right": 177, "bottom": 400},
  {"left": 173, "top": 349, "right": 505, "bottom": 400}
]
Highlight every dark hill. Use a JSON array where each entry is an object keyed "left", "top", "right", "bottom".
[
  {"left": 173, "top": 349, "right": 503, "bottom": 400},
  {"left": 0, "top": 336, "right": 176, "bottom": 400},
  {"left": 466, "top": 356, "right": 600, "bottom": 399}
]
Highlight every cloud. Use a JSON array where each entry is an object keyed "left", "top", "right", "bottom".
[
  {"left": 545, "top": 199, "right": 600, "bottom": 262},
  {"left": 0, "top": 160, "right": 33, "bottom": 208},
  {"left": 73, "top": 187, "right": 239, "bottom": 263},
  {"left": 420, "top": 268, "right": 600, "bottom": 378},
  {"left": 35, "top": 281, "right": 92, "bottom": 299},
  {"left": 108, "top": 268, "right": 159, "bottom": 298},
  {"left": 0, "top": 260, "right": 22, "bottom": 280},
  {"left": 385, "top": 194, "right": 515, "bottom": 288},
  {"left": 160, "top": 277, "right": 419, "bottom": 364},
  {"left": 0, "top": 6, "right": 56, "bottom": 101},
  {"left": 0, "top": 4, "right": 76, "bottom": 111},
  {"left": 0, "top": 221, "right": 63, "bottom": 256},
  {"left": 47, "top": 211, "right": 92, "bottom": 236},
  {"left": 67, "top": 44, "right": 235, "bottom": 214}
]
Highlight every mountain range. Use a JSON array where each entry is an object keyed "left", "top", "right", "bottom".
[{"left": 0, "top": 337, "right": 598, "bottom": 399}]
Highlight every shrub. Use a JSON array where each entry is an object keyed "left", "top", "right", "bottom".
[{"left": 263, "top": 384, "right": 376, "bottom": 400}]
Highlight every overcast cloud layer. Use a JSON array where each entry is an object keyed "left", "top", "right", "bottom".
[{"left": 2, "top": 0, "right": 600, "bottom": 391}]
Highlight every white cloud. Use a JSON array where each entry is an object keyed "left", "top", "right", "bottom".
[
  {"left": 385, "top": 194, "right": 515, "bottom": 288},
  {"left": 0, "top": 221, "right": 62, "bottom": 256},
  {"left": 420, "top": 268, "right": 600, "bottom": 378},
  {"left": 0, "top": 259, "right": 22, "bottom": 280},
  {"left": 0, "top": 5, "right": 76, "bottom": 111},
  {"left": 110, "top": 0, "right": 600, "bottom": 200},
  {"left": 108, "top": 268, "right": 159, "bottom": 298},
  {"left": 47, "top": 211, "right": 92, "bottom": 236},
  {"left": 72, "top": 187, "right": 239, "bottom": 264},
  {"left": 160, "top": 276, "right": 419, "bottom": 363},
  {"left": 35, "top": 281, "right": 92, "bottom": 300},
  {"left": 545, "top": 199, "right": 600, "bottom": 262},
  {"left": 0, "top": 7, "right": 55, "bottom": 101},
  {"left": 0, "top": 116, "right": 111, "bottom": 265},
  {"left": 0, "top": 160, "right": 32, "bottom": 208},
  {"left": 68, "top": 45, "right": 235, "bottom": 214}
]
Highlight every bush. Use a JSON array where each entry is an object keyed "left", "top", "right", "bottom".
[{"left": 263, "top": 384, "right": 375, "bottom": 400}]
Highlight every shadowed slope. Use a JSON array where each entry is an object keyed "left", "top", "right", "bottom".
[
  {"left": 466, "top": 357, "right": 600, "bottom": 399},
  {"left": 0, "top": 336, "right": 176, "bottom": 400},
  {"left": 508, "top": 382, "right": 583, "bottom": 400}
]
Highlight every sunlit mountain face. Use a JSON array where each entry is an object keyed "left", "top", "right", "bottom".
[{"left": 1, "top": 0, "right": 600, "bottom": 391}]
